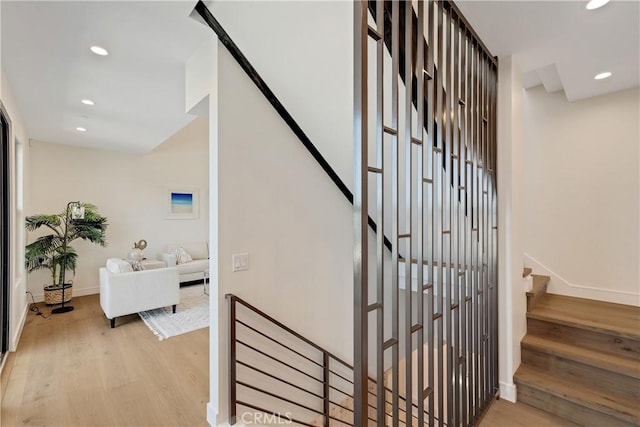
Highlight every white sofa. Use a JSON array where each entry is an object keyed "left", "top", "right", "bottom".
[
  {"left": 99, "top": 258, "right": 180, "bottom": 328},
  {"left": 158, "top": 242, "right": 209, "bottom": 284}
]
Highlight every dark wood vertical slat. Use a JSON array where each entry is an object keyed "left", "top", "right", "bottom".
[
  {"left": 415, "top": 1, "right": 426, "bottom": 426},
  {"left": 451, "top": 14, "right": 461, "bottom": 427},
  {"left": 443, "top": 6, "right": 454, "bottom": 426},
  {"left": 459, "top": 27, "right": 470, "bottom": 427},
  {"left": 472, "top": 40, "right": 481, "bottom": 419},
  {"left": 374, "top": 1, "right": 385, "bottom": 425},
  {"left": 391, "top": 2, "right": 400, "bottom": 425},
  {"left": 426, "top": 2, "right": 437, "bottom": 425},
  {"left": 353, "top": 1, "right": 369, "bottom": 425},
  {"left": 402, "top": 1, "right": 413, "bottom": 424},
  {"left": 491, "top": 63, "right": 499, "bottom": 398},
  {"left": 435, "top": 2, "right": 446, "bottom": 424},
  {"left": 483, "top": 55, "right": 490, "bottom": 404}
]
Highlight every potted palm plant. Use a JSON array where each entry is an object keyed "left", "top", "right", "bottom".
[{"left": 25, "top": 203, "right": 108, "bottom": 305}]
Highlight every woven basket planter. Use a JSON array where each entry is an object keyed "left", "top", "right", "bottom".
[{"left": 44, "top": 284, "right": 73, "bottom": 305}]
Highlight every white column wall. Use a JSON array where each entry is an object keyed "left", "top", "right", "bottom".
[{"left": 496, "top": 56, "right": 527, "bottom": 403}]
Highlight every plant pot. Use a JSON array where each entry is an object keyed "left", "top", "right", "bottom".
[{"left": 44, "top": 283, "right": 73, "bottom": 305}]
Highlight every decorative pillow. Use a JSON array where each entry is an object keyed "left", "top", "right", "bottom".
[
  {"left": 127, "top": 260, "right": 145, "bottom": 271},
  {"left": 169, "top": 247, "right": 193, "bottom": 264},
  {"left": 180, "top": 242, "right": 208, "bottom": 260},
  {"left": 106, "top": 258, "right": 133, "bottom": 274}
]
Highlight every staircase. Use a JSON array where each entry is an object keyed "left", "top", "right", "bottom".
[{"left": 514, "top": 273, "right": 640, "bottom": 427}]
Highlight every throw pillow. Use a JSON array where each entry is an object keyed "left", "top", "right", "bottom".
[
  {"left": 169, "top": 247, "right": 193, "bottom": 264},
  {"left": 128, "top": 260, "right": 145, "bottom": 271},
  {"left": 106, "top": 258, "right": 133, "bottom": 274}
]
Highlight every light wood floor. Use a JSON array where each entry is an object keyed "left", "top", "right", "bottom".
[
  {"left": 480, "top": 398, "right": 580, "bottom": 427},
  {"left": 1, "top": 294, "right": 209, "bottom": 427},
  {"left": 1, "top": 294, "right": 580, "bottom": 427}
]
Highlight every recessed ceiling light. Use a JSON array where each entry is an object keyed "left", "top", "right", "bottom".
[
  {"left": 90, "top": 46, "right": 108, "bottom": 56},
  {"left": 81, "top": 99, "right": 95, "bottom": 106},
  {"left": 586, "top": 0, "right": 610, "bottom": 10},
  {"left": 76, "top": 127, "right": 87, "bottom": 132},
  {"left": 594, "top": 72, "right": 612, "bottom": 80}
]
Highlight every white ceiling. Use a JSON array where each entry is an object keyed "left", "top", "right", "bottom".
[
  {"left": 1, "top": 0, "right": 210, "bottom": 153},
  {"left": 1, "top": 1, "right": 637, "bottom": 154},
  {"left": 456, "top": 0, "right": 640, "bottom": 101}
]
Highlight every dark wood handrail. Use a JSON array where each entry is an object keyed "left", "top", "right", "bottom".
[
  {"left": 227, "top": 293, "right": 353, "bottom": 369},
  {"left": 194, "top": 1, "right": 393, "bottom": 254},
  {"left": 227, "top": 293, "right": 444, "bottom": 425}
]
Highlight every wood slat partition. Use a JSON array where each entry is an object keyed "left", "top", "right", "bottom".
[{"left": 355, "top": 1, "right": 498, "bottom": 425}]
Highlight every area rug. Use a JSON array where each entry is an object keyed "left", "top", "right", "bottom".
[{"left": 139, "top": 284, "right": 209, "bottom": 340}]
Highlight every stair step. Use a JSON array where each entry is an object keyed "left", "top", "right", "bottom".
[
  {"left": 514, "top": 364, "right": 640, "bottom": 426},
  {"left": 528, "top": 294, "right": 640, "bottom": 340},
  {"left": 522, "top": 334, "right": 640, "bottom": 379},
  {"left": 521, "top": 334, "right": 640, "bottom": 399},
  {"left": 526, "top": 275, "right": 549, "bottom": 312},
  {"left": 523, "top": 267, "right": 532, "bottom": 278}
]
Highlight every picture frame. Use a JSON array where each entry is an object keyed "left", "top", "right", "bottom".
[{"left": 166, "top": 188, "right": 199, "bottom": 219}]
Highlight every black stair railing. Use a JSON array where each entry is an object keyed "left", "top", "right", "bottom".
[
  {"left": 227, "top": 293, "right": 442, "bottom": 426},
  {"left": 193, "top": 1, "right": 393, "bottom": 254},
  {"left": 193, "top": 0, "right": 485, "bottom": 260},
  {"left": 369, "top": 0, "right": 497, "bottom": 224}
]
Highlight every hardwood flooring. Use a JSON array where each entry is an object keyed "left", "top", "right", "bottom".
[
  {"left": 480, "top": 399, "right": 580, "bottom": 427},
  {"left": 1, "top": 293, "right": 590, "bottom": 427},
  {"left": 1, "top": 294, "right": 209, "bottom": 427}
]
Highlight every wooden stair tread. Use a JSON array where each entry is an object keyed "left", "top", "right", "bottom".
[
  {"left": 528, "top": 294, "right": 640, "bottom": 339},
  {"left": 514, "top": 364, "right": 640, "bottom": 423},
  {"left": 523, "top": 267, "right": 533, "bottom": 278},
  {"left": 526, "top": 275, "right": 549, "bottom": 297},
  {"left": 522, "top": 334, "right": 640, "bottom": 379}
]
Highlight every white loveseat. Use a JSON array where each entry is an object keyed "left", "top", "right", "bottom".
[
  {"left": 99, "top": 258, "right": 180, "bottom": 328},
  {"left": 158, "top": 242, "right": 209, "bottom": 284}
]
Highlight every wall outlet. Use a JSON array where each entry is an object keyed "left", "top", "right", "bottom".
[{"left": 232, "top": 253, "right": 249, "bottom": 272}]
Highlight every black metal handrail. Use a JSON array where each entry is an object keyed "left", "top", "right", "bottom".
[
  {"left": 227, "top": 293, "right": 442, "bottom": 426},
  {"left": 193, "top": 1, "right": 393, "bottom": 255}
]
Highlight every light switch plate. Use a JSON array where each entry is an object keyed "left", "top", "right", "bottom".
[{"left": 232, "top": 253, "right": 249, "bottom": 272}]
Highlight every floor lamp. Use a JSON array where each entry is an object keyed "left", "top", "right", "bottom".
[{"left": 52, "top": 201, "right": 84, "bottom": 314}]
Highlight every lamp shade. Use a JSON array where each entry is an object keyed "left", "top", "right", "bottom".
[{"left": 71, "top": 204, "right": 85, "bottom": 220}]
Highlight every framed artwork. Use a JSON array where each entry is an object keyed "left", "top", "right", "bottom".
[{"left": 166, "top": 188, "right": 199, "bottom": 219}]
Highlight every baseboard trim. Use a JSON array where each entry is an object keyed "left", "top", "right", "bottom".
[
  {"left": 207, "top": 402, "right": 219, "bottom": 427},
  {"left": 524, "top": 253, "right": 640, "bottom": 306},
  {"left": 10, "top": 300, "right": 28, "bottom": 351},
  {"left": 31, "top": 286, "right": 100, "bottom": 303},
  {"left": 499, "top": 381, "right": 517, "bottom": 403}
]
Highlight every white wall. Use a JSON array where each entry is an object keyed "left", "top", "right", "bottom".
[
  {"left": 207, "top": 43, "right": 355, "bottom": 425},
  {"left": 26, "top": 117, "right": 209, "bottom": 301},
  {"left": 206, "top": 1, "right": 353, "bottom": 188},
  {"left": 523, "top": 86, "right": 640, "bottom": 306},
  {"left": 497, "top": 56, "right": 527, "bottom": 403},
  {"left": 0, "top": 66, "right": 30, "bottom": 353}
]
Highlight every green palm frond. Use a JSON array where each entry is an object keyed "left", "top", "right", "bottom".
[
  {"left": 25, "top": 214, "right": 62, "bottom": 234},
  {"left": 25, "top": 202, "right": 108, "bottom": 285}
]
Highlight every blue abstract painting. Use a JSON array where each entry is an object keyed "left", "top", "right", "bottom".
[{"left": 170, "top": 192, "right": 193, "bottom": 214}]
